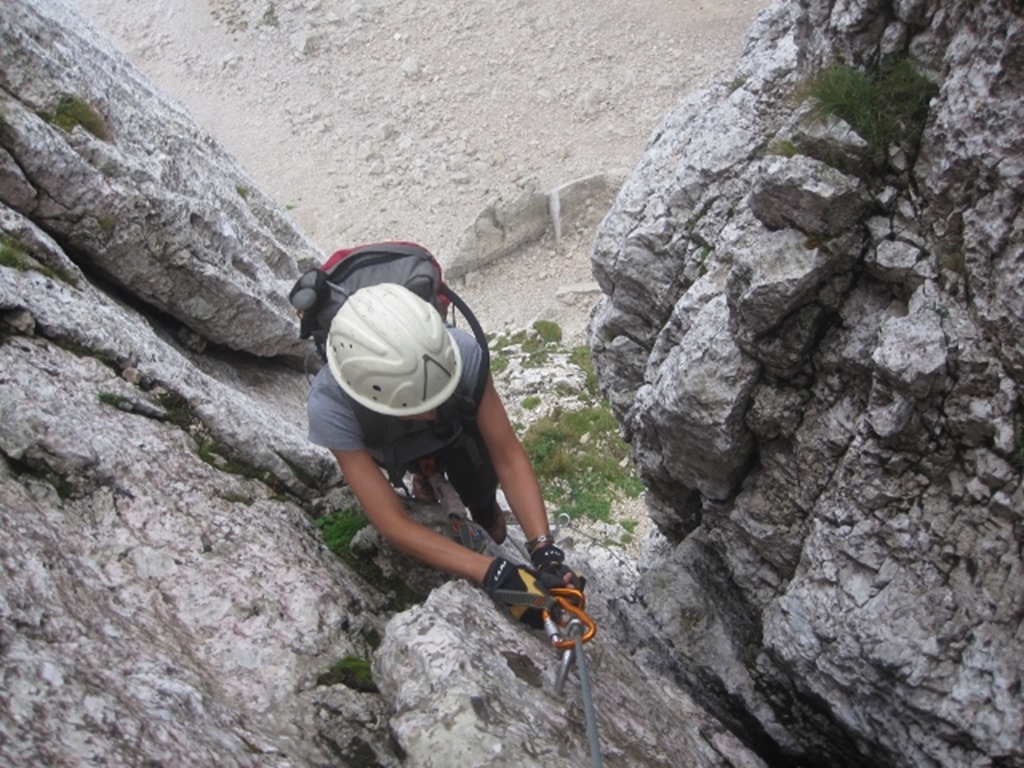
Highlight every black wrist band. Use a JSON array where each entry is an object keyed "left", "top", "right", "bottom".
[{"left": 526, "top": 533, "right": 554, "bottom": 552}]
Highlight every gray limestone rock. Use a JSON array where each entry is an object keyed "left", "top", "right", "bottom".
[
  {"left": 748, "top": 155, "right": 869, "bottom": 237},
  {"left": 589, "top": 0, "right": 1024, "bottom": 765},
  {"left": 3, "top": 0, "right": 1024, "bottom": 767},
  {"left": 0, "top": 1, "right": 322, "bottom": 358}
]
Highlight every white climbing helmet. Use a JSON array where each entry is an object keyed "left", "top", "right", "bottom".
[{"left": 325, "top": 283, "right": 462, "bottom": 416}]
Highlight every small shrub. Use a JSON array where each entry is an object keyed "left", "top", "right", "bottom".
[
  {"left": 522, "top": 348, "right": 550, "bottom": 368},
  {"left": 522, "top": 395, "right": 541, "bottom": 410},
  {"left": 362, "top": 628, "right": 382, "bottom": 650},
  {"left": 805, "top": 56, "right": 937, "bottom": 157},
  {"left": 507, "top": 330, "right": 529, "bottom": 345},
  {"left": 520, "top": 335, "right": 545, "bottom": 355}
]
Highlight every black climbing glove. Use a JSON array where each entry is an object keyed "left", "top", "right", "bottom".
[
  {"left": 528, "top": 544, "right": 585, "bottom": 593},
  {"left": 530, "top": 543, "right": 587, "bottom": 592},
  {"left": 483, "top": 557, "right": 555, "bottom": 629}
]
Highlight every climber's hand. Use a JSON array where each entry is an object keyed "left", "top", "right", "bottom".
[
  {"left": 530, "top": 543, "right": 587, "bottom": 592},
  {"left": 483, "top": 557, "right": 554, "bottom": 629}
]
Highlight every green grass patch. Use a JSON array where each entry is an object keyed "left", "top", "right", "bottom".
[
  {"left": 0, "top": 236, "right": 31, "bottom": 271},
  {"left": 316, "top": 508, "right": 370, "bottom": 556},
  {"left": 97, "top": 391, "right": 127, "bottom": 408},
  {"left": 315, "top": 507, "right": 424, "bottom": 611},
  {"left": 565, "top": 472, "right": 615, "bottom": 522},
  {"left": 50, "top": 338, "right": 119, "bottom": 369},
  {"left": 569, "top": 345, "right": 599, "bottom": 396},
  {"left": 317, "top": 655, "right": 377, "bottom": 692},
  {"left": 220, "top": 492, "right": 255, "bottom": 506},
  {"left": 493, "top": 330, "right": 529, "bottom": 349},
  {"left": 0, "top": 235, "right": 78, "bottom": 285},
  {"left": 155, "top": 391, "right": 197, "bottom": 429},
  {"left": 768, "top": 139, "right": 800, "bottom": 158},
  {"left": 532, "top": 320, "right": 562, "bottom": 343},
  {"left": 198, "top": 440, "right": 274, "bottom": 484},
  {"left": 522, "top": 404, "right": 642, "bottom": 521},
  {"left": 492, "top": 332, "right": 642, "bottom": 522},
  {"left": 805, "top": 56, "right": 937, "bottom": 158},
  {"left": 489, "top": 350, "right": 510, "bottom": 374},
  {"left": 554, "top": 382, "right": 578, "bottom": 398},
  {"left": 491, "top": 327, "right": 564, "bottom": 369},
  {"left": 47, "top": 97, "right": 110, "bottom": 141}
]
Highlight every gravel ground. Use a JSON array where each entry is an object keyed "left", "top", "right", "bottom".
[{"left": 69, "top": 0, "right": 765, "bottom": 342}]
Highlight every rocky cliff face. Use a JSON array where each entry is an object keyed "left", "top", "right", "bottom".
[
  {"left": 1, "top": 2, "right": 765, "bottom": 767},
  {"left": 2, "top": 0, "right": 1021, "bottom": 767},
  {"left": 590, "top": 0, "right": 1023, "bottom": 766}
]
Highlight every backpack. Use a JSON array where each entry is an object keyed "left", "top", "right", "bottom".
[{"left": 288, "top": 240, "right": 491, "bottom": 408}]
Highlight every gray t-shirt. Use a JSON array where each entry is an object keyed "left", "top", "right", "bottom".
[{"left": 307, "top": 328, "right": 484, "bottom": 451}]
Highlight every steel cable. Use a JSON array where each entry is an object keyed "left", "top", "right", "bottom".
[{"left": 570, "top": 620, "right": 602, "bottom": 768}]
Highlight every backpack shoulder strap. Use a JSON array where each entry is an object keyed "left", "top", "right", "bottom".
[{"left": 441, "top": 284, "right": 490, "bottom": 408}]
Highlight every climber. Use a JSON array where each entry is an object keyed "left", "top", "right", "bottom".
[{"left": 305, "top": 282, "right": 585, "bottom": 627}]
